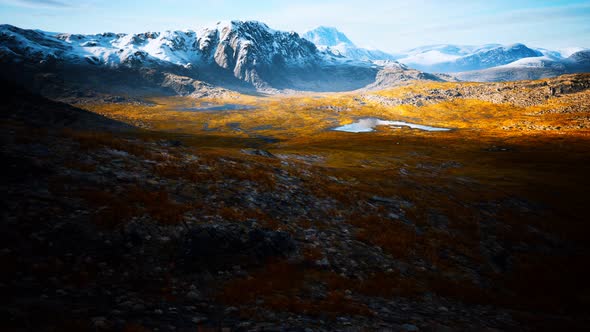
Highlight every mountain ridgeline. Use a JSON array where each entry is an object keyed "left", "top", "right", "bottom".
[
  {"left": 0, "top": 21, "right": 390, "bottom": 95},
  {"left": 1, "top": 21, "right": 589, "bottom": 96},
  {"left": 395, "top": 43, "right": 590, "bottom": 81}
]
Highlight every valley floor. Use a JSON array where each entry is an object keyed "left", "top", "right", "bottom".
[{"left": 2, "top": 74, "right": 590, "bottom": 331}]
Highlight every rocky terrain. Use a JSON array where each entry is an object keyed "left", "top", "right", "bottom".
[
  {"left": 363, "top": 73, "right": 590, "bottom": 107},
  {"left": 360, "top": 65, "right": 453, "bottom": 91}
]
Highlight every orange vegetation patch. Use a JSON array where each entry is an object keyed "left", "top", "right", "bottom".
[
  {"left": 61, "top": 128, "right": 170, "bottom": 162},
  {"left": 153, "top": 155, "right": 277, "bottom": 190},
  {"left": 122, "top": 323, "right": 152, "bottom": 332},
  {"left": 218, "top": 261, "right": 373, "bottom": 319},
  {"left": 348, "top": 213, "right": 417, "bottom": 259}
]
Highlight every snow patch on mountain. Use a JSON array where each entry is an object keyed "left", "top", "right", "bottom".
[
  {"left": 500, "top": 56, "right": 565, "bottom": 69},
  {"left": 0, "top": 24, "right": 71, "bottom": 60}
]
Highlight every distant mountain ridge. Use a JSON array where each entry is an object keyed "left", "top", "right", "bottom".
[
  {"left": 391, "top": 43, "right": 590, "bottom": 80},
  {"left": 298, "top": 28, "right": 589, "bottom": 81},
  {"left": 302, "top": 26, "right": 397, "bottom": 62},
  {"left": 454, "top": 49, "right": 590, "bottom": 82},
  {"left": 396, "top": 43, "right": 544, "bottom": 72}
]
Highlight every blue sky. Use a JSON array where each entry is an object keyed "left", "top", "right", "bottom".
[{"left": 1, "top": 0, "right": 589, "bottom": 51}]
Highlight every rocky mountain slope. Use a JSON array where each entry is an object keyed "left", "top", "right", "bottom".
[
  {"left": 0, "top": 22, "right": 450, "bottom": 95},
  {"left": 0, "top": 22, "right": 409, "bottom": 94},
  {"left": 360, "top": 64, "right": 454, "bottom": 91},
  {"left": 0, "top": 21, "right": 321, "bottom": 77}
]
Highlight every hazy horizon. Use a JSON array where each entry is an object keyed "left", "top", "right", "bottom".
[{"left": 1, "top": 0, "right": 589, "bottom": 52}]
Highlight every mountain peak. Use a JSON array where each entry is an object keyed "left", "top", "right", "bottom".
[
  {"left": 502, "top": 43, "right": 530, "bottom": 51},
  {"left": 302, "top": 26, "right": 355, "bottom": 47},
  {"left": 214, "top": 20, "right": 277, "bottom": 35}
]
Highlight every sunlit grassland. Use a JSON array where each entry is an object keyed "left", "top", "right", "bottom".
[
  {"left": 77, "top": 80, "right": 590, "bottom": 232},
  {"left": 81, "top": 81, "right": 588, "bottom": 140}
]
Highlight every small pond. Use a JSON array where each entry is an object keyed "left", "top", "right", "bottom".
[{"left": 332, "top": 118, "right": 450, "bottom": 133}]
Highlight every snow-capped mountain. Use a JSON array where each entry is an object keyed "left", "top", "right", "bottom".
[
  {"left": 194, "top": 21, "right": 322, "bottom": 87},
  {"left": 568, "top": 49, "right": 590, "bottom": 64},
  {"left": 454, "top": 50, "right": 590, "bottom": 82},
  {"left": 302, "top": 26, "right": 397, "bottom": 62},
  {"left": 1, "top": 21, "right": 441, "bottom": 93},
  {"left": 1, "top": 21, "right": 588, "bottom": 92},
  {"left": 5, "top": 21, "right": 322, "bottom": 68},
  {"left": 397, "top": 43, "right": 544, "bottom": 73},
  {"left": 0, "top": 21, "right": 328, "bottom": 88},
  {"left": 391, "top": 42, "right": 590, "bottom": 81}
]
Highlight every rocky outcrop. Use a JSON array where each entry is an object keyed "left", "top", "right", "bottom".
[{"left": 362, "top": 64, "right": 451, "bottom": 90}]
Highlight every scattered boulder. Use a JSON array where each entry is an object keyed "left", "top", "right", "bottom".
[{"left": 241, "top": 148, "right": 276, "bottom": 158}]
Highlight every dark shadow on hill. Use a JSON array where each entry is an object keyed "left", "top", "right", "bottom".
[
  {"left": 0, "top": 58, "right": 383, "bottom": 98},
  {"left": 0, "top": 80, "right": 134, "bottom": 131}
]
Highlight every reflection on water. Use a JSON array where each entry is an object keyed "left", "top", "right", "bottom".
[{"left": 333, "top": 118, "right": 450, "bottom": 133}]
